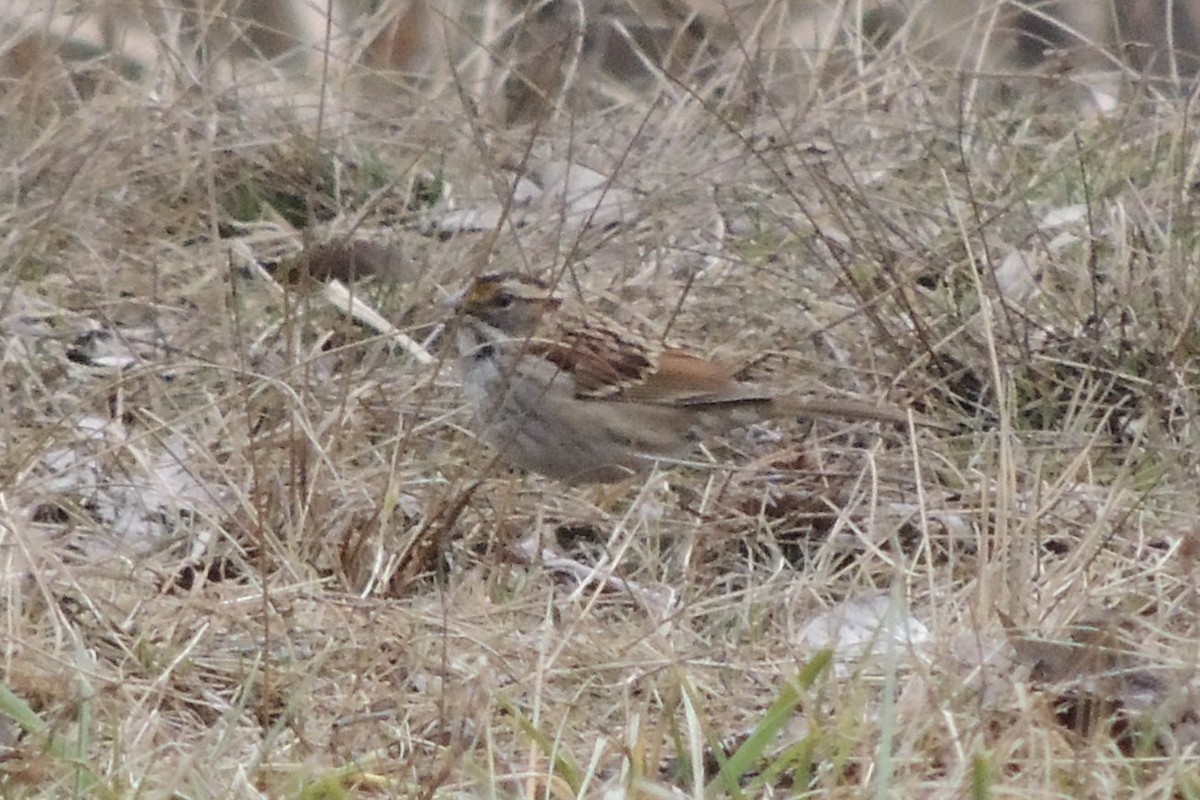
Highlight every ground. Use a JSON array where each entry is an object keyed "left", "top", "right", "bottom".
[{"left": 3, "top": 4, "right": 1200, "bottom": 798}]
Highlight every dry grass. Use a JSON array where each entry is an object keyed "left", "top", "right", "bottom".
[{"left": 4, "top": 3, "right": 1200, "bottom": 798}]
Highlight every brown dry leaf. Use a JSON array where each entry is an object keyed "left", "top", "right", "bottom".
[
  {"left": 269, "top": 240, "right": 419, "bottom": 287},
  {"left": 999, "top": 610, "right": 1197, "bottom": 751}
]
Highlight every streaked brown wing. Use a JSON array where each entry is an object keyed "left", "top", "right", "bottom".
[
  {"left": 526, "top": 310, "right": 765, "bottom": 405},
  {"left": 529, "top": 312, "right": 658, "bottom": 398},
  {"left": 619, "top": 349, "right": 743, "bottom": 403}
]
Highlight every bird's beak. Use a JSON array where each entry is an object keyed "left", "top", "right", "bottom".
[{"left": 443, "top": 286, "right": 466, "bottom": 312}]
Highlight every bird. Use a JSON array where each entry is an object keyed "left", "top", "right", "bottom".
[{"left": 449, "top": 272, "right": 928, "bottom": 484}]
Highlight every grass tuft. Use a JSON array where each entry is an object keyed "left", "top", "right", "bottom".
[{"left": 3, "top": 2, "right": 1200, "bottom": 797}]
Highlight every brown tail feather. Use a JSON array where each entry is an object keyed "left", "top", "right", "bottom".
[{"left": 771, "top": 396, "right": 951, "bottom": 430}]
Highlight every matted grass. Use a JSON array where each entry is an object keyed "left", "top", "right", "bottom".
[{"left": 3, "top": 3, "right": 1200, "bottom": 798}]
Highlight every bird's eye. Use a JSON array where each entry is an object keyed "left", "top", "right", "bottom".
[{"left": 494, "top": 292, "right": 515, "bottom": 308}]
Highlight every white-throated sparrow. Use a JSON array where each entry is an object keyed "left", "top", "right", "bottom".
[{"left": 450, "top": 272, "right": 927, "bottom": 484}]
